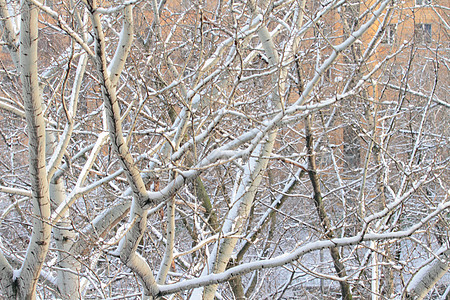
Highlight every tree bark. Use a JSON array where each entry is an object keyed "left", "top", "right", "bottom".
[
  {"left": 405, "top": 248, "right": 450, "bottom": 300},
  {"left": 16, "top": 0, "right": 52, "bottom": 298}
]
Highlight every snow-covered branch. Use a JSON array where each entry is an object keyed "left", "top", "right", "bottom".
[{"left": 159, "top": 199, "right": 450, "bottom": 295}]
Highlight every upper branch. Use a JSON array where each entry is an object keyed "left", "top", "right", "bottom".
[{"left": 89, "top": 2, "right": 149, "bottom": 206}]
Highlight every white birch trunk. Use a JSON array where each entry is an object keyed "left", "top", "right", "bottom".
[
  {"left": 371, "top": 241, "right": 380, "bottom": 300},
  {"left": 16, "top": 0, "right": 52, "bottom": 298},
  {"left": 405, "top": 248, "right": 450, "bottom": 300},
  {"left": 0, "top": 0, "right": 19, "bottom": 67},
  {"left": 50, "top": 179, "right": 81, "bottom": 299}
]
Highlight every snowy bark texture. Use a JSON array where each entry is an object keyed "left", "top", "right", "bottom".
[
  {"left": 405, "top": 248, "right": 450, "bottom": 300},
  {"left": 16, "top": 0, "right": 51, "bottom": 298},
  {"left": 0, "top": 0, "right": 448, "bottom": 299}
]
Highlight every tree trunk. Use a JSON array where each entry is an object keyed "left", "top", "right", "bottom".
[
  {"left": 305, "top": 115, "right": 353, "bottom": 300},
  {"left": 15, "top": 0, "right": 52, "bottom": 298}
]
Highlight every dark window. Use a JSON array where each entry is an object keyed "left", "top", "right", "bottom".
[
  {"left": 416, "top": 0, "right": 431, "bottom": 5},
  {"left": 415, "top": 24, "right": 432, "bottom": 43}
]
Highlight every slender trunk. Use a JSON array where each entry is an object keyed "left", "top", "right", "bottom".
[
  {"left": 51, "top": 179, "right": 81, "bottom": 299},
  {"left": 305, "top": 115, "right": 352, "bottom": 300},
  {"left": 371, "top": 241, "right": 379, "bottom": 300},
  {"left": 15, "top": 0, "right": 52, "bottom": 298},
  {"left": 230, "top": 275, "right": 246, "bottom": 300},
  {"left": 195, "top": 176, "right": 219, "bottom": 232},
  {"left": 156, "top": 196, "right": 175, "bottom": 284},
  {"left": 382, "top": 245, "right": 395, "bottom": 297}
]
